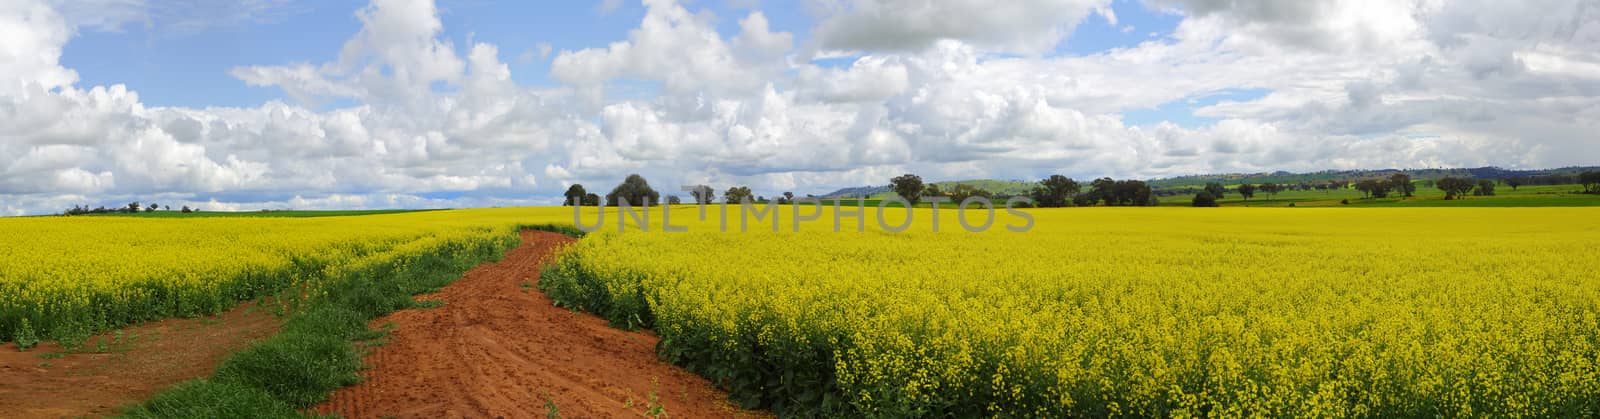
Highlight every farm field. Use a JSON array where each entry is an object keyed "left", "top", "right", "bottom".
[
  {"left": 0, "top": 208, "right": 570, "bottom": 346},
  {"left": 543, "top": 206, "right": 1600, "bottom": 417},
  {"left": 4, "top": 205, "right": 1599, "bottom": 417},
  {"left": 1199, "top": 184, "right": 1600, "bottom": 208}
]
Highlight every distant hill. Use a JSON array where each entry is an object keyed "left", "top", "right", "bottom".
[
  {"left": 819, "top": 185, "right": 890, "bottom": 199},
  {"left": 820, "top": 166, "right": 1600, "bottom": 197},
  {"left": 1146, "top": 166, "right": 1600, "bottom": 188},
  {"left": 820, "top": 179, "right": 1034, "bottom": 198}
]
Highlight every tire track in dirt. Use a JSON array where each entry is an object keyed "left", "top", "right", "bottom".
[{"left": 315, "top": 230, "right": 763, "bottom": 418}]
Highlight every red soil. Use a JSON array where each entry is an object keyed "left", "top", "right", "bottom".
[
  {"left": 0, "top": 303, "right": 281, "bottom": 418},
  {"left": 314, "top": 230, "right": 762, "bottom": 418}
]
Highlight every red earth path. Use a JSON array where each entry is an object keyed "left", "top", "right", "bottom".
[{"left": 314, "top": 230, "right": 763, "bottom": 418}]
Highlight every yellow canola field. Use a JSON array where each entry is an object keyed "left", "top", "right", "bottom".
[
  {"left": 544, "top": 206, "right": 1600, "bottom": 417},
  {"left": 0, "top": 207, "right": 573, "bottom": 344}
]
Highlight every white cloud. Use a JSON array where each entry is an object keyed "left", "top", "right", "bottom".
[
  {"left": 1, "top": 1, "right": 78, "bottom": 95},
  {"left": 807, "top": 0, "right": 1114, "bottom": 53},
  {"left": 551, "top": 0, "right": 793, "bottom": 104},
  {"left": 2, "top": 0, "right": 1598, "bottom": 215}
]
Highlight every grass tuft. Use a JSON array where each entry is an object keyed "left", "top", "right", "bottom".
[{"left": 118, "top": 379, "right": 305, "bottom": 418}]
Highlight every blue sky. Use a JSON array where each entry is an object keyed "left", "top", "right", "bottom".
[
  {"left": 3, "top": 0, "right": 1595, "bottom": 214},
  {"left": 60, "top": 0, "right": 1184, "bottom": 113}
]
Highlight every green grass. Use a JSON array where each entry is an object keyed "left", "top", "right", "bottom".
[
  {"left": 85, "top": 209, "right": 439, "bottom": 218},
  {"left": 1162, "top": 183, "right": 1600, "bottom": 207},
  {"left": 119, "top": 379, "right": 304, "bottom": 419}
]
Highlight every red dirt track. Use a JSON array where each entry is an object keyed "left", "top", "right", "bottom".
[
  {"left": 315, "top": 230, "right": 761, "bottom": 418},
  {"left": 0, "top": 303, "right": 281, "bottom": 418}
]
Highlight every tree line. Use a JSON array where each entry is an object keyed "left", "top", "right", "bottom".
[
  {"left": 562, "top": 174, "right": 812, "bottom": 207},
  {"left": 562, "top": 169, "right": 1600, "bottom": 210},
  {"left": 61, "top": 202, "right": 195, "bottom": 215},
  {"left": 888, "top": 174, "right": 1160, "bottom": 207}
]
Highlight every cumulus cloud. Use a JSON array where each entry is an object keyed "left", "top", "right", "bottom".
[
  {"left": 2, "top": 0, "right": 1598, "bottom": 215},
  {"left": 2, "top": 0, "right": 585, "bottom": 215},
  {"left": 807, "top": 0, "right": 1115, "bottom": 53},
  {"left": 1, "top": 1, "right": 78, "bottom": 95},
  {"left": 551, "top": 0, "right": 793, "bottom": 103}
]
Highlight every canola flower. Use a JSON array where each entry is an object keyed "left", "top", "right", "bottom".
[
  {"left": 542, "top": 206, "right": 1600, "bottom": 417},
  {"left": 0, "top": 208, "right": 573, "bottom": 345}
]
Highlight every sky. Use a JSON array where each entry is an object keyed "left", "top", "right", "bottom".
[{"left": 2, "top": 0, "right": 1598, "bottom": 214}]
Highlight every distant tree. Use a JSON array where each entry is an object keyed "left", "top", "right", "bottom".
[
  {"left": 667, "top": 195, "right": 683, "bottom": 205},
  {"left": 689, "top": 185, "right": 716, "bottom": 205},
  {"left": 1358, "top": 179, "right": 1394, "bottom": 199},
  {"left": 605, "top": 174, "right": 660, "bottom": 206},
  {"left": 1203, "top": 182, "right": 1227, "bottom": 200},
  {"left": 1354, "top": 180, "right": 1376, "bottom": 198},
  {"left": 889, "top": 174, "right": 925, "bottom": 205},
  {"left": 724, "top": 186, "right": 754, "bottom": 204},
  {"left": 127, "top": 202, "right": 141, "bottom": 213},
  {"left": 563, "top": 184, "right": 587, "bottom": 206},
  {"left": 1436, "top": 177, "right": 1475, "bottom": 200},
  {"left": 1506, "top": 178, "right": 1524, "bottom": 191},
  {"left": 146, "top": 204, "right": 158, "bottom": 212},
  {"left": 1581, "top": 171, "right": 1600, "bottom": 194},
  {"left": 1029, "top": 175, "right": 1081, "bottom": 208},
  {"left": 1259, "top": 183, "right": 1282, "bottom": 202},
  {"left": 1191, "top": 191, "right": 1219, "bottom": 207},
  {"left": 1072, "top": 193, "right": 1098, "bottom": 207},
  {"left": 1087, "top": 177, "right": 1117, "bottom": 205},
  {"left": 922, "top": 184, "right": 944, "bottom": 199},
  {"left": 1474, "top": 179, "right": 1496, "bottom": 196},
  {"left": 1355, "top": 179, "right": 1393, "bottom": 199},
  {"left": 1105, "top": 180, "right": 1156, "bottom": 206},
  {"left": 583, "top": 193, "right": 601, "bottom": 206},
  {"left": 948, "top": 184, "right": 993, "bottom": 203},
  {"left": 181, "top": 205, "right": 193, "bottom": 213},
  {"left": 782, "top": 191, "right": 795, "bottom": 203},
  {"left": 1389, "top": 173, "right": 1415, "bottom": 197},
  {"left": 1237, "top": 183, "right": 1256, "bottom": 201}
]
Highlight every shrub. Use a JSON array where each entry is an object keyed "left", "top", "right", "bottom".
[{"left": 13, "top": 318, "right": 38, "bottom": 350}]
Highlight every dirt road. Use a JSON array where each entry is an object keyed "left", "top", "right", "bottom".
[{"left": 315, "top": 230, "right": 759, "bottom": 418}]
